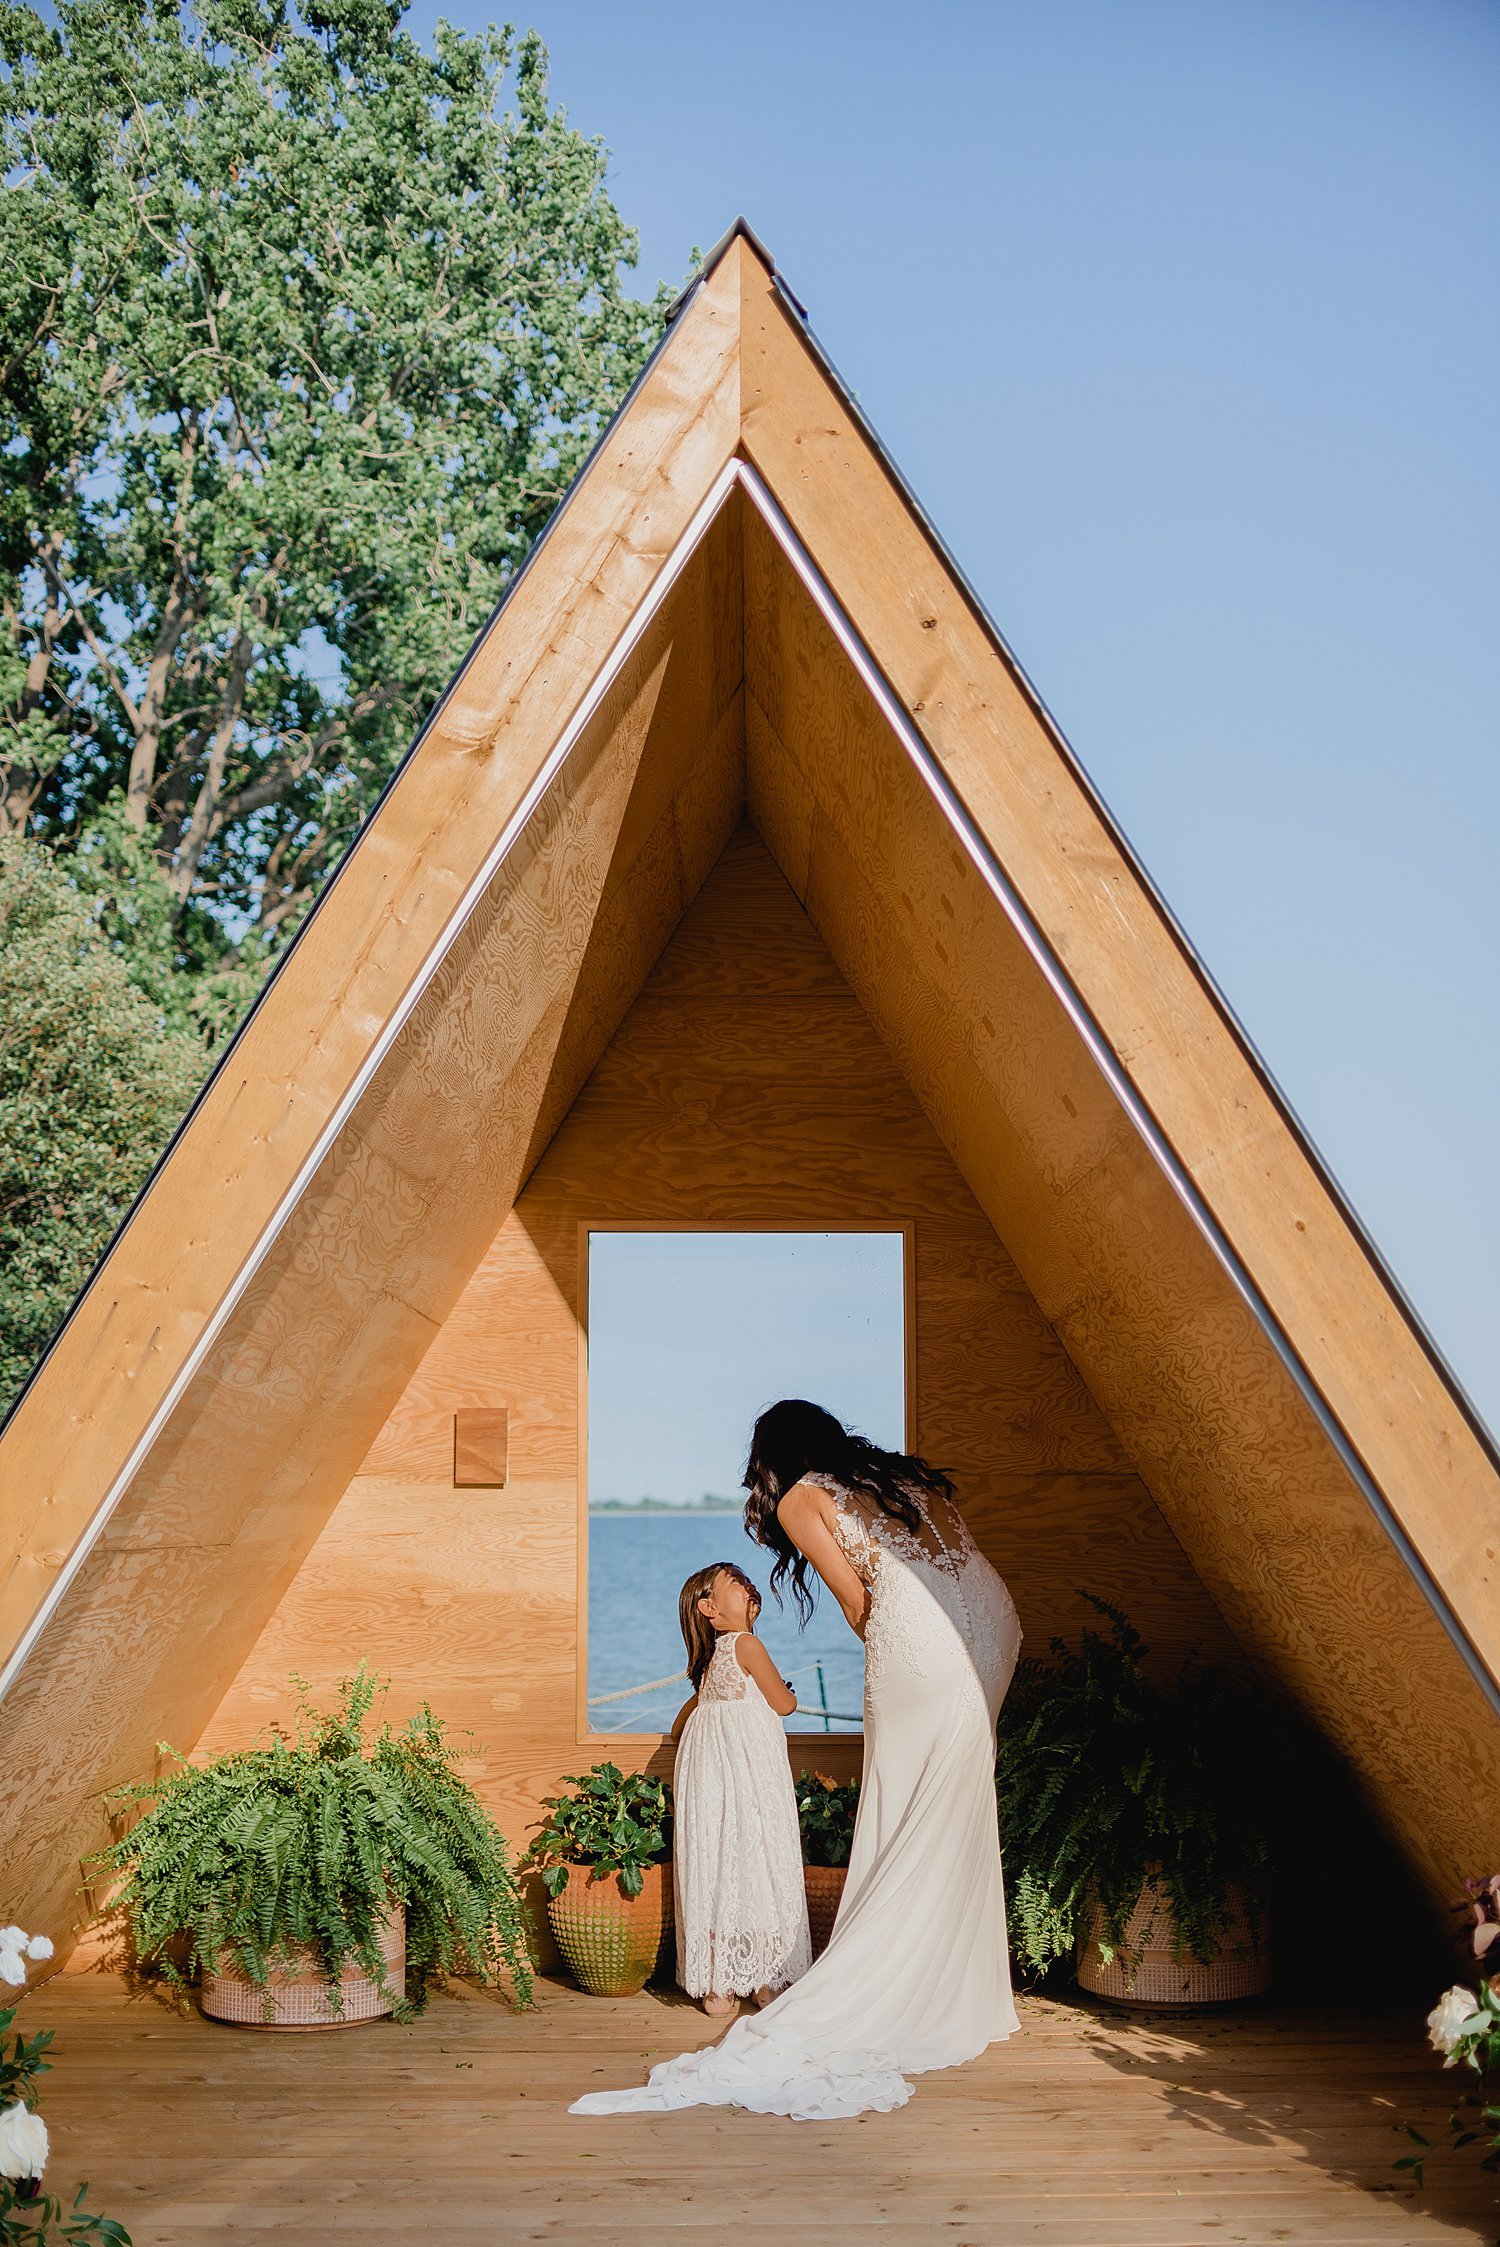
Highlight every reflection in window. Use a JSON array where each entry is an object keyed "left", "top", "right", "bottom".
[{"left": 585, "top": 1231, "right": 907, "bottom": 1735}]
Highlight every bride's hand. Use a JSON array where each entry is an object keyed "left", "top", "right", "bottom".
[{"left": 777, "top": 1483, "right": 871, "bottom": 1639}]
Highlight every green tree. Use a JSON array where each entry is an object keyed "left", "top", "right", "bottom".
[
  {"left": 0, "top": 0, "right": 666, "bottom": 999},
  {"left": 0, "top": 834, "right": 205, "bottom": 1410}
]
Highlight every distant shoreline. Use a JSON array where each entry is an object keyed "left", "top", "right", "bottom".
[{"left": 589, "top": 1498, "right": 742, "bottom": 1516}]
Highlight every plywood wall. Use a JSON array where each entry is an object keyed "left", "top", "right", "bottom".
[{"left": 201, "top": 827, "right": 1241, "bottom": 1849}]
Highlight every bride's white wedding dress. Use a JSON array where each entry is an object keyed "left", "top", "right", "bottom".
[{"left": 570, "top": 1473, "right": 1023, "bottom": 2121}]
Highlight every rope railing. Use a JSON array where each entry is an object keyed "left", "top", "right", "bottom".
[
  {"left": 587, "top": 1657, "right": 862, "bottom": 1727},
  {"left": 586, "top": 1668, "right": 687, "bottom": 1706}
]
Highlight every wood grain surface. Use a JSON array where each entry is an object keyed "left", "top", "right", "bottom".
[
  {"left": 735, "top": 238, "right": 1500, "bottom": 1794},
  {"left": 204, "top": 829, "right": 1241, "bottom": 1857},
  {"left": 24, "top": 1970, "right": 1500, "bottom": 2245}
]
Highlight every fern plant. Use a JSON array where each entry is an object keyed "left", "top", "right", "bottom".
[
  {"left": 524, "top": 1764, "right": 672, "bottom": 1899},
  {"left": 995, "top": 1598, "right": 1273, "bottom": 1980},
  {"left": 90, "top": 1667, "right": 533, "bottom": 2018}
]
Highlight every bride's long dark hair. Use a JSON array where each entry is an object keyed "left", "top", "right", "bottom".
[{"left": 741, "top": 1398, "right": 954, "bottom": 1624}]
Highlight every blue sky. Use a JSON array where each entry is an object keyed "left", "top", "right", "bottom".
[
  {"left": 587, "top": 1232, "right": 906, "bottom": 1505},
  {"left": 416, "top": 0, "right": 1499, "bottom": 1428}
]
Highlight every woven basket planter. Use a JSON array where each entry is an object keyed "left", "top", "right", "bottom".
[
  {"left": 1077, "top": 1880, "right": 1269, "bottom": 2008},
  {"left": 804, "top": 1865, "right": 847, "bottom": 1961},
  {"left": 201, "top": 1905, "right": 405, "bottom": 2030},
  {"left": 546, "top": 1862, "right": 673, "bottom": 1996}
]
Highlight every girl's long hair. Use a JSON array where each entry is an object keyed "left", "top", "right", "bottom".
[
  {"left": 677, "top": 1561, "right": 763, "bottom": 1690},
  {"left": 741, "top": 1398, "right": 954, "bottom": 1624}
]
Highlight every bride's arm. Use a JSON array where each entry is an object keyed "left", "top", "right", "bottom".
[{"left": 776, "top": 1483, "right": 871, "bottom": 1640}]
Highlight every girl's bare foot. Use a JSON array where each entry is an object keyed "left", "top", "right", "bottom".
[
  {"left": 702, "top": 1992, "right": 736, "bottom": 2017},
  {"left": 754, "top": 1984, "right": 779, "bottom": 2008}
]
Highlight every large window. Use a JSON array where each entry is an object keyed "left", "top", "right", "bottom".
[{"left": 584, "top": 1229, "right": 908, "bottom": 1736}]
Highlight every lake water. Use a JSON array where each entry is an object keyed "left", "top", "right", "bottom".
[{"left": 587, "top": 1513, "right": 865, "bottom": 1736}]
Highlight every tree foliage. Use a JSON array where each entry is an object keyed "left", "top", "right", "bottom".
[
  {"left": 0, "top": 0, "right": 666, "bottom": 979},
  {"left": 0, "top": 3, "right": 665, "bottom": 1404},
  {"left": 0, "top": 834, "right": 204, "bottom": 1410}
]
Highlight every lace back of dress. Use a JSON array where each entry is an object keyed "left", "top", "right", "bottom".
[
  {"left": 699, "top": 1631, "right": 750, "bottom": 1703},
  {"left": 805, "top": 1471, "right": 977, "bottom": 1584}
]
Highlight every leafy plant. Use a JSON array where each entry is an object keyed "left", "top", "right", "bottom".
[
  {"left": 995, "top": 1596, "right": 1273, "bottom": 1980},
  {"left": 0, "top": 1974, "right": 129, "bottom": 2243},
  {"left": 1404, "top": 1879, "right": 1500, "bottom": 2185},
  {"left": 525, "top": 1764, "right": 672, "bottom": 1901},
  {"left": 796, "top": 1772, "right": 861, "bottom": 1868},
  {"left": 89, "top": 1666, "right": 533, "bottom": 2018}
]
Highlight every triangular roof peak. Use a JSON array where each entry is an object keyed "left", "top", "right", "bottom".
[{"left": 3, "top": 219, "right": 1499, "bottom": 1944}]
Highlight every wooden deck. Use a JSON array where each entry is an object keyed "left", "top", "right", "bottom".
[{"left": 23, "top": 1972, "right": 1500, "bottom": 2245}]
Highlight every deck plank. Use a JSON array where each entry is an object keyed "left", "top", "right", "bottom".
[{"left": 19, "top": 1975, "right": 1499, "bottom": 2245}]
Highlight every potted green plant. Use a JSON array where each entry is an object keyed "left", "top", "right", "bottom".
[
  {"left": 524, "top": 1764, "right": 673, "bottom": 1996},
  {"left": 795, "top": 1773, "right": 860, "bottom": 1959},
  {"left": 995, "top": 1599, "right": 1272, "bottom": 2006},
  {"left": 90, "top": 1666, "right": 533, "bottom": 2027}
]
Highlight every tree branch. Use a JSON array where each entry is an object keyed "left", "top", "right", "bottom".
[{"left": 167, "top": 629, "right": 256, "bottom": 900}]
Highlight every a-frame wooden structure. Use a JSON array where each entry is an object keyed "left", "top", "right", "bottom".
[{"left": 4, "top": 225, "right": 1498, "bottom": 1959}]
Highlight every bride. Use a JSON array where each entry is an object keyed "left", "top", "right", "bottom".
[{"left": 570, "top": 1398, "right": 1023, "bottom": 2121}]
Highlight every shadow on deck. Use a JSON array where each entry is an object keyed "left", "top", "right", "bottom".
[{"left": 22, "top": 1971, "right": 1500, "bottom": 2245}]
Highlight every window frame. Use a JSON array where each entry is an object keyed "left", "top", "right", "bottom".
[{"left": 575, "top": 1220, "right": 916, "bottom": 1746}]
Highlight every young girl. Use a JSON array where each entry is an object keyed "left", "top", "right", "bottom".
[{"left": 670, "top": 1562, "right": 812, "bottom": 2016}]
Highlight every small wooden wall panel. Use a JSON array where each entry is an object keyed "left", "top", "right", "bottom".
[{"left": 454, "top": 1411, "right": 509, "bottom": 1489}]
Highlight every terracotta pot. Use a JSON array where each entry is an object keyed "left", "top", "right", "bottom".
[
  {"left": 1077, "top": 1879, "right": 1269, "bottom": 2008},
  {"left": 201, "top": 1904, "right": 405, "bottom": 2029},
  {"left": 804, "top": 1864, "right": 847, "bottom": 1960},
  {"left": 546, "top": 1862, "right": 674, "bottom": 1996}
]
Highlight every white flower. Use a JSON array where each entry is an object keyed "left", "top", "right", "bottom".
[
  {"left": 0, "top": 2102, "right": 48, "bottom": 2182},
  {"left": 0, "top": 1927, "right": 52, "bottom": 1982},
  {"left": 1427, "top": 1985, "right": 1486, "bottom": 2061}
]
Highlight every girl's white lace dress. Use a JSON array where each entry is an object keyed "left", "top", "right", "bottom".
[
  {"left": 571, "top": 1475, "right": 1023, "bottom": 2121},
  {"left": 672, "top": 1631, "right": 812, "bottom": 1999}
]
